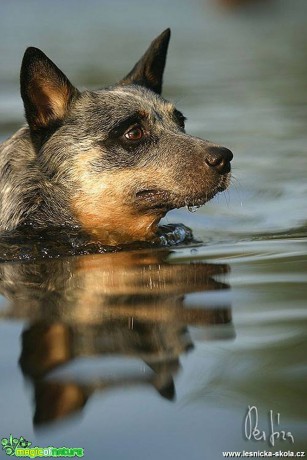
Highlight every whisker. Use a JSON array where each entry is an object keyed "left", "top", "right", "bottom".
[{"left": 230, "top": 175, "right": 244, "bottom": 207}]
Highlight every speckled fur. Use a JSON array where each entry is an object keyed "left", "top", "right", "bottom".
[{"left": 0, "top": 29, "right": 232, "bottom": 244}]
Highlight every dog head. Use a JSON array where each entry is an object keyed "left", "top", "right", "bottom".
[{"left": 20, "top": 29, "right": 232, "bottom": 244}]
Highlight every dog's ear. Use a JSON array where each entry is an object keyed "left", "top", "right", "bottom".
[
  {"left": 20, "top": 47, "right": 79, "bottom": 131},
  {"left": 119, "top": 28, "right": 171, "bottom": 95}
]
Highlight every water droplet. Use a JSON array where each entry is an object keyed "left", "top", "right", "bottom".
[{"left": 187, "top": 205, "right": 199, "bottom": 213}]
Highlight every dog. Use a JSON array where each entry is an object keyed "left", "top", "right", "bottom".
[{"left": 0, "top": 29, "right": 232, "bottom": 247}]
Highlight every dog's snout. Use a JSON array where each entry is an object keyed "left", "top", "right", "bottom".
[{"left": 205, "top": 146, "right": 233, "bottom": 174}]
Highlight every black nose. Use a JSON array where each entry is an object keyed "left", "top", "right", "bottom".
[{"left": 205, "top": 146, "right": 233, "bottom": 174}]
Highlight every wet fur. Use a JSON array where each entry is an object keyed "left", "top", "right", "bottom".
[{"left": 0, "top": 29, "right": 232, "bottom": 245}]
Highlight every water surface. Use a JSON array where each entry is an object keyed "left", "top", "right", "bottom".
[{"left": 0, "top": 1, "right": 306, "bottom": 458}]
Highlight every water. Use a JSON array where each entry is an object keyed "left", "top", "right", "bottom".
[{"left": 0, "top": 0, "right": 306, "bottom": 458}]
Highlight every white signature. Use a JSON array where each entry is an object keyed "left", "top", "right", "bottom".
[{"left": 244, "top": 405, "right": 295, "bottom": 447}]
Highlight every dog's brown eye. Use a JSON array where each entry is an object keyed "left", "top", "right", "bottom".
[{"left": 125, "top": 126, "right": 143, "bottom": 141}]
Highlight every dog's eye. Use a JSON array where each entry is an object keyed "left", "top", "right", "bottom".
[{"left": 124, "top": 125, "right": 144, "bottom": 141}]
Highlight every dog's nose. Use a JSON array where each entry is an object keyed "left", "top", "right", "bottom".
[{"left": 205, "top": 146, "right": 233, "bottom": 174}]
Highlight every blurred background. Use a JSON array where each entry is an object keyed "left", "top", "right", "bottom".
[
  {"left": 1, "top": 0, "right": 306, "bottom": 242},
  {"left": 0, "top": 1, "right": 306, "bottom": 459}
]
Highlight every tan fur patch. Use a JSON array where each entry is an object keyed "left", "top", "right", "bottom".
[
  {"left": 73, "top": 199, "right": 161, "bottom": 244},
  {"left": 67, "top": 141, "right": 225, "bottom": 244},
  {"left": 70, "top": 152, "right": 173, "bottom": 244},
  {"left": 30, "top": 78, "right": 72, "bottom": 127}
]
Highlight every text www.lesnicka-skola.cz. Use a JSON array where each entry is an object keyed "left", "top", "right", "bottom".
[{"left": 222, "top": 451, "right": 305, "bottom": 458}]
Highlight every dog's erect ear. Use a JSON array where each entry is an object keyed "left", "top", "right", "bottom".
[
  {"left": 20, "top": 47, "right": 79, "bottom": 131},
  {"left": 119, "top": 28, "right": 171, "bottom": 95}
]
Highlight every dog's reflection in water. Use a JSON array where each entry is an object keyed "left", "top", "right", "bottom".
[{"left": 0, "top": 249, "right": 233, "bottom": 426}]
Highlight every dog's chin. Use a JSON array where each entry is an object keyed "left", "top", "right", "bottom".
[
  {"left": 135, "top": 175, "right": 230, "bottom": 212},
  {"left": 136, "top": 189, "right": 172, "bottom": 214}
]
